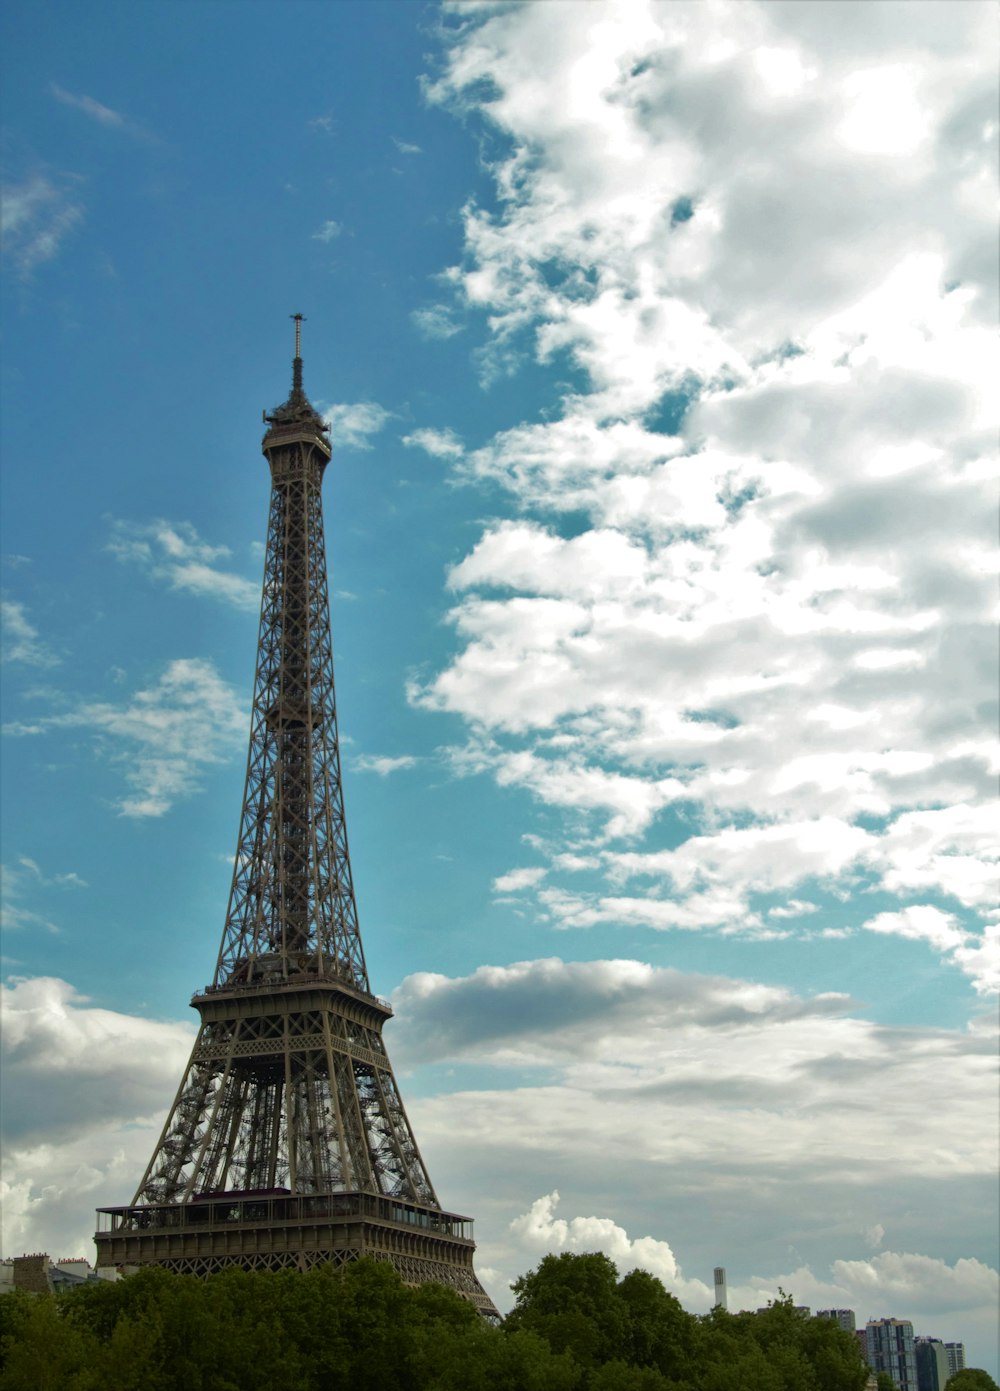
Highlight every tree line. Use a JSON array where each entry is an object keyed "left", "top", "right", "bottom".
[{"left": 0, "top": 1251, "right": 994, "bottom": 1391}]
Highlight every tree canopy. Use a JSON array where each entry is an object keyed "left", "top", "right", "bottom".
[
  {"left": 0, "top": 1254, "right": 872, "bottom": 1391},
  {"left": 946, "top": 1372, "right": 1000, "bottom": 1391}
]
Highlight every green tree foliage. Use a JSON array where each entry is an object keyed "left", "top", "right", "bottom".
[
  {"left": 875, "top": 1375, "right": 896, "bottom": 1391},
  {"left": 0, "top": 1253, "right": 873, "bottom": 1391},
  {"left": 0, "top": 1291, "right": 100, "bottom": 1391},
  {"left": 506, "top": 1251, "right": 631, "bottom": 1366},
  {"left": 946, "top": 1372, "right": 1000, "bottom": 1391}
]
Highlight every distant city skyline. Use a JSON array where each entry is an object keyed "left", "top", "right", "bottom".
[{"left": 1, "top": 0, "right": 997, "bottom": 1376}]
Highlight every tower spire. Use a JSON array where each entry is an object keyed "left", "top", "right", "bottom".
[
  {"left": 95, "top": 324, "right": 496, "bottom": 1317},
  {"left": 264, "top": 315, "right": 326, "bottom": 434},
  {"left": 291, "top": 312, "right": 304, "bottom": 395}
]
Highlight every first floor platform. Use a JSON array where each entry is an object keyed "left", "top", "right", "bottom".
[{"left": 94, "top": 1189, "right": 497, "bottom": 1318}]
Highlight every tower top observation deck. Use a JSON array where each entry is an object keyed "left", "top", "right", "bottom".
[{"left": 263, "top": 314, "right": 331, "bottom": 457}]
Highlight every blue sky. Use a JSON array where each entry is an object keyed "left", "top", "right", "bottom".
[{"left": 2, "top": 0, "right": 997, "bottom": 1370}]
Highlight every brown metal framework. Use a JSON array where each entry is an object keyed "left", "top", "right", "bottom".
[{"left": 95, "top": 326, "right": 496, "bottom": 1317}]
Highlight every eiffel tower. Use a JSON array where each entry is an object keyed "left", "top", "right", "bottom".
[{"left": 95, "top": 319, "right": 497, "bottom": 1317}]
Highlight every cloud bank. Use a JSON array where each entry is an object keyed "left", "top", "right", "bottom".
[{"left": 410, "top": 0, "right": 998, "bottom": 993}]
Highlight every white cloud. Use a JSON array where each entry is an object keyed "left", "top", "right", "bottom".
[
  {"left": 3, "top": 657, "right": 246, "bottom": 817},
  {"left": 402, "top": 426, "right": 464, "bottom": 458},
  {"left": 864, "top": 1223, "right": 885, "bottom": 1251},
  {"left": 493, "top": 867, "right": 547, "bottom": 893},
  {"left": 312, "top": 219, "right": 342, "bottom": 242},
  {"left": 0, "top": 174, "right": 84, "bottom": 276},
  {"left": 864, "top": 906, "right": 999, "bottom": 996},
  {"left": 442, "top": 740, "right": 686, "bottom": 840},
  {"left": 407, "top": 0, "right": 997, "bottom": 970},
  {"left": 392, "top": 956, "right": 997, "bottom": 1189},
  {"left": 48, "top": 83, "right": 156, "bottom": 143},
  {"left": 836, "top": 65, "right": 930, "bottom": 158},
  {"left": 391, "top": 953, "right": 997, "bottom": 1354},
  {"left": 323, "top": 401, "right": 391, "bottom": 450},
  {"left": 394, "top": 956, "right": 864, "bottom": 1068},
  {"left": 1, "top": 976, "right": 194, "bottom": 1141},
  {"left": 510, "top": 1191, "right": 711, "bottom": 1306},
  {"left": 0, "top": 976, "right": 195, "bottom": 1258},
  {"left": 831, "top": 1250, "right": 999, "bottom": 1316},
  {"left": 449, "top": 522, "right": 650, "bottom": 600},
  {"left": 353, "top": 753, "right": 418, "bottom": 776},
  {"left": 1, "top": 597, "right": 58, "bottom": 666},
  {"left": 875, "top": 803, "right": 1000, "bottom": 911},
  {"left": 411, "top": 305, "right": 463, "bottom": 340},
  {"left": 951, "top": 926, "right": 1000, "bottom": 999},
  {"left": 106, "top": 518, "right": 260, "bottom": 610},
  {"left": 768, "top": 899, "right": 819, "bottom": 919},
  {"left": 0, "top": 856, "right": 84, "bottom": 936},
  {"left": 392, "top": 136, "right": 423, "bottom": 155},
  {"left": 864, "top": 904, "right": 967, "bottom": 954},
  {"left": 49, "top": 83, "right": 124, "bottom": 128},
  {"left": 505, "top": 1191, "right": 999, "bottom": 1356},
  {"left": 4, "top": 960, "right": 996, "bottom": 1364},
  {"left": 738, "top": 1252, "right": 999, "bottom": 1360},
  {"left": 608, "top": 818, "right": 874, "bottom": 895}
]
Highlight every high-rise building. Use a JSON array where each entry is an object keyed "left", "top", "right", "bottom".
[
  {"left": 818, "top": 1308, "right": 857, "bottom": 1333},
  {"left": 945, "top": 1343, "right": 966, "bottom": 1376},
  {"left": 914, "top": 1336, "right": 952, "bottom": 1391},
  {"left": 713, "top": 1266, "right": 728, "bottom": 1309},
  {"left": 866, "top": 1318, "right": 917, "bottom": 1391},
  {"left": 94, "top": 321, "right": 497, "bottom": 1317}
]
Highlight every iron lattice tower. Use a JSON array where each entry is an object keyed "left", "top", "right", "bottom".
[{"left": 95, "top": 322, "right": 496, "bottom": 1316}]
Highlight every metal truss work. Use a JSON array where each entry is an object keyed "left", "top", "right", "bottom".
[{"left": 95, "top": 323, "right": 497, "bottom": 1318}]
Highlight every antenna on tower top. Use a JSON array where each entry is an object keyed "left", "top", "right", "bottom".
[{"left": 291, "top": 312, "right": 305, "bottom": 360}]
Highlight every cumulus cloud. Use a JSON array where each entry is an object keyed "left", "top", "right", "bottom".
[
  {"left": 390, "top": 953, "right": 997, "bottom": 1354},
  {"left": 389, "top": 956, "right": 994, "bottom": 1117},
  {"left": 741, "top": 1251, "right": 1000, "bottom": 1362},
  {"left": 3, "top": 960, "right": 996, "bottom": 1361},
  {"left": 505, "top": 1191, "right": 999, "bottom": 1353},
  {"left": 406, "top": 0, "right": 998, "bottom": 988},
  {"left": 874, "top": 803, "right": 1000, "bottom": 911},
  {"left": 2, "top": 657, "right": 246, "bottom": 817},
  {"left": 864, "top": 904, "right": 967, "bottom": 955},
  {"left": 106, "top": 518, "right": 260, "bottom": 610},
  {"left": 323, "top": 401, "right": 391, "bottom": 450},
  {"left": 511, "top": 1191, "right": 711, "bottom": 1306},
  {"left": 402, "top": 426, "right": 464, "bottom": 458},
  {"left": 493, "top": 866, "right": 547, "bottom": 893},
  {"left": 0, "top": 977, "right": 195, "bottom": 1258},
  {"left": 392, "top": 954, "right": 997, "bottom": 1300},
  {"left": 1, "top": 976, "right": 195, "bottom": 1145}
]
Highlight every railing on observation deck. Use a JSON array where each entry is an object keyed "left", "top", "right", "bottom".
[
  {"left": 95, "top": 1191, "right": 473, "bottom": 1243},
  {"left": 194, "top": 969, "right": 392, "bottom": 1014}
]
